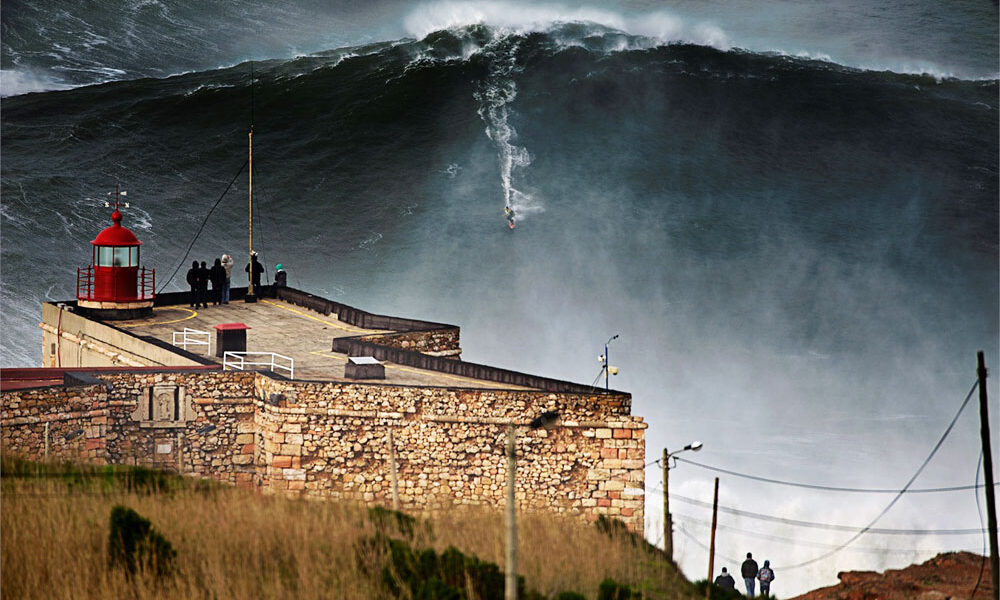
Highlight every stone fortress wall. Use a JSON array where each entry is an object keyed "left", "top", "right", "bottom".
[
  {"left": 2, "top": 369, "right": 646, "bottom": 531},
  {"left": 5, "top": 287, "right": 647, "bottom": 531}
]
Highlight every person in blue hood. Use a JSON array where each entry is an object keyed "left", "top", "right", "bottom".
[{"left": 757, "top": 559, "right": 775, "bottom": 597}]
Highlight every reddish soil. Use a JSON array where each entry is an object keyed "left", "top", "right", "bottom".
[{"left": 789, "top": 552, "right": 994, "bottom": 600}]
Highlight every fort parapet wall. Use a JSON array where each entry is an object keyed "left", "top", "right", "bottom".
[{"left": 1, "top": 371, "right": 646, "bottom": 530}]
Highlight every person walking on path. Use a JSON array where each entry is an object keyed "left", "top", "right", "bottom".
[
  {"left": 209, "top": 258, "right": 227, "bottom": 305},
  {"left": 186, "top": 261, "right": 200, "bottom": 308},
  {"left": 741, "top": 552, "right": 759, "bottom": 597},
  {"left": 220, "top": 253, "right": 234, "bottom": 304},
  {"left": 245, "top": 252, "right": 264, "bottom": 293},
  {"left": 757, "top": 560, "right": 775, "bottom": 597},
  {"left": 714, "top": 567, "right": 736, "bottom": 591}
]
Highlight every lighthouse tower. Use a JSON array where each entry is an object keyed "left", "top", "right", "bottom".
[{"left": 76, "top": 187, "right": 155, "bottom": 320}]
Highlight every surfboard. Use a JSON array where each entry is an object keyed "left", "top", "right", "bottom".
[{"left": 508, "top": 219, "right": 516, "bottom": 230}]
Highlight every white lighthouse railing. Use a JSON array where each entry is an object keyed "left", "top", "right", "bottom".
[
  {"left": 172, "top": 328, "right": 211, "bottom": 354},
  {"left": 223, "top": 352, "right": 294, "bottom": 379}
]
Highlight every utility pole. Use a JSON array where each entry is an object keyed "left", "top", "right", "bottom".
[
  {"left": 663, "top": 447, "right": 672, "bottom": 561},
  {"left": 505, "top": 425, "right": 518, "bottom": 600},
  {"left": 706, "top": 477, "right": 719, "bottom": 600},
  {"left": 976, "top": 351, "right": 998, "bottom": 597},
  {"left": 388, "top": 428, "right": 400, "bottom": 511}
]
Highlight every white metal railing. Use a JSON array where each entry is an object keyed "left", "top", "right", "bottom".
[
  {"left": 223, "top": 351, "right": 294, "bottom": 379},
  {"left": 172, "top": 328, "right": 211, "bottom": 354}
]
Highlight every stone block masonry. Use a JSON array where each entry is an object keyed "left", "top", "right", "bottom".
[{"left": 2, "top": 371, "right": 646, "bottom": 531}]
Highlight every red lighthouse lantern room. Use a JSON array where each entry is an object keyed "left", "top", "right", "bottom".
[{"left": 76, "top": 187, "right": 155, "bottom": 319}]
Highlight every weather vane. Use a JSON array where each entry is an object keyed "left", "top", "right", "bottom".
[{"left": 104, "top": 183, "right": 130, "bottom": 212}]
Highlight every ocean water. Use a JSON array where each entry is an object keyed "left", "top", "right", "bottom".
[{"left": 1, "top": 1, "right": 997, "bottom": 595}]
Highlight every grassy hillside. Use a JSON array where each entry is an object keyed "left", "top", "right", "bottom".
[{"left": 1, "top": 456, "right": 700, "bottom": 599}]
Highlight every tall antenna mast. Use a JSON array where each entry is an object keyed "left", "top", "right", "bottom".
[{"left": 246, "top": 60, "right": 258, "bottom": 303}]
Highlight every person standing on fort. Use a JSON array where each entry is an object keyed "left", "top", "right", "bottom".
[
  {"left": 198, "top": 261, "right": 210, "bottom": 308},
  {"left": 186, "top": 260, "right": 200, "bottom": 308},
  {"left": 741, "top": 552, "right": 759, "bottom": 597},
  {"left": 220, "top": 253, "right": 234, "bottom": 304},
  {"left": 714, "top": 567, "right": 736, "bottom": 591},
  {"left": 757, "top": 560, "right": 775, "bottom": 597},
  {"left": 274, "top": 263, "right": 287, "bottom": 290},
  {"left": 245, "top": 252, "right": 264, "bottom": 293},
  {"left": 209, "top": 258, "right": 227, "bottom": 305}
]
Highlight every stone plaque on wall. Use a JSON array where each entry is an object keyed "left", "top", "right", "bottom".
[{"left": 131, "top": 384, "right": 191, "bottom": 428}]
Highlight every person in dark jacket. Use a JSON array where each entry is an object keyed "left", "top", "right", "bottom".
[
  {"left": 757, "top": 560, "right": 775, "bottom": 597},
  {"left": 186, "top": 261, "right": 200, "bottom": 308},
  {"left": 198, "top": 261, "right": 210, "bottom": 308},
  {"left": 209, "top": 258, "right": 227, "bottom": 305},
  {"left": 741, "top": 553, "right": 759, "bottom": 597},
  {"left": 274, "top": 263, "right": 287, "bottom": 289},
  {"left": 714, "top": 567, "right": 736, "bottom": 591},
  {"left": 245, "top": 252, "right": 264, "bottom": 294}
]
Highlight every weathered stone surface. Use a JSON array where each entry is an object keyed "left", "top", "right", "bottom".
[{"left": 2, "top": 370, "right": 646, "bottom": 532}]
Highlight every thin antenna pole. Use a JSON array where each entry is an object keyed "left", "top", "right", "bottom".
[
  {"left": 246, "top": 61, "right": 257, "bottom": 302},
  {"left": 249, "top": 126, "right": 254, "bottom": 291},
  {"left": 605, "top": 342, "right": 609, "bottom": 392}
]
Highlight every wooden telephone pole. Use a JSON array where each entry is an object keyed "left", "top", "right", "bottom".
[
  {"left": 505, "top": 425, "right": 518, "bottom": 600},
  {"left": 663, "top": 448, "right": 672, "bottom": 561},
  {"left": 706, "top": 477, "right": 719, "bottom": 600},
  {"left": 388, "top": 428, "right": 400, "bottom": 511},
  {"left": 976, "top": 351, "right": 998, "bottom": 597}
]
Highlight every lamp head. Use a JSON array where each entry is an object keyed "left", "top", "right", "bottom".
[
  {"left": 608, "top": 366, "right": 619, "bottom": 375},
  {"left": 688, "top": 441, "right": 703, "bottom": 452}
]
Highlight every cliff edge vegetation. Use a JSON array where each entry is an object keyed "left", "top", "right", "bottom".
[{"left": 1, "top": 455, "right": 697, "bottom": 599}]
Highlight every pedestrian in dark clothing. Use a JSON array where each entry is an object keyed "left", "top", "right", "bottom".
[
  {"left": 209, "top": 258, "right": 227, "bottom": 305},
  {"left": 757, "top": 560, "right": 775, "bottom": 597},
  {"left": 198, "top": 261, "right": 210, "bottom": 308},
  {"left": 186, "top": 261, "right": 200, "bottom": 308},
  {"left": 741, "top": 553, "right": 759, "bottom": 597},
  {"left": 245, "top": 252, "right": 264, "bottom": 294},
  {"left": 274, "top": 263, "right": 287, "bottom": 289},
  {"left": 714, "top": 567, "right": 736, "bottom": 591}
]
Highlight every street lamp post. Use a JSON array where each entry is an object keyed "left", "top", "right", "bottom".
[
  {"left": 663, "top": 441, "right": 703, "bottom": 562},
  {"left": 506, "top": 411, "right": 560, "bottom": 600}
]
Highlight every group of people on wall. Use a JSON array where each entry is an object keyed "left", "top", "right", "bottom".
[
  {"left": 713, "top": 552, "right": 775, "bottom": 597},
  {"left": 185, "top": 252, "right": 286, "bottom": 308}
]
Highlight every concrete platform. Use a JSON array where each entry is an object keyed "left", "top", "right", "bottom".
[{"left": 115, "top": 298, "right": 534, "bottom": 390}]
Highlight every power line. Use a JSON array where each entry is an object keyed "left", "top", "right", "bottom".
[
  {"left": 676, "top": 523, "right": 741, "bottom": 565},
  {"left": 659, "top": 489, "right": 986, "bottom": 535},
  {"left": 668, "top": 456, "right": 994, "bottom": 494},
  {"left": 673, "top": 512, "right": 975, "bottom": 555},
  {"left": 971, "top": 451, "right": 988, "bottom": 598},
  {"left": 650, "top": 380, "right": 983, "bottom": 555},
  {"left": 779, "top": 379, "right": 980, "bottom": 569},
  {"left": 157, "top": 160, "right": 248, "bottom": 293}
]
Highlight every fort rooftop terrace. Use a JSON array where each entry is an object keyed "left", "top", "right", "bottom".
[{"left": 45, "top": 287, "right": 613, "bottom": 395}]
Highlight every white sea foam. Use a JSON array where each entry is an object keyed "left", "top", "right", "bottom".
[
  {"left": 0, "top": 69, "right": 73, "bottom": 97},
  {"left": 405, "top": 1, "right": 730, "bottom": 49},
  {"left": 472, "top": 33, "right": 542, "bottom": 219}
]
